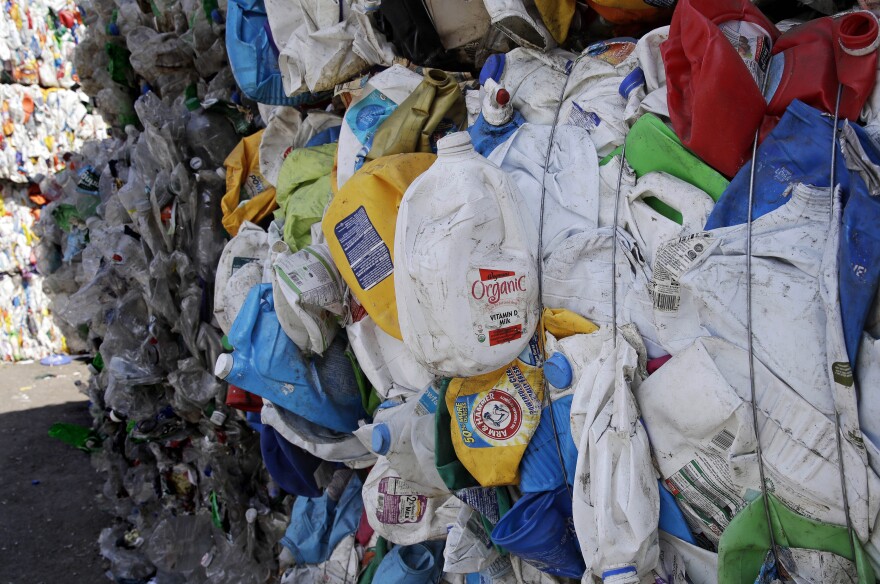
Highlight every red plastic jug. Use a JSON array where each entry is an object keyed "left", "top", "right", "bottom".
[
  {"left": 663, "top": 0, "right": 879, "bottom": 178},
  {"left": 225, "top": 383, "right": 263, "bottom": 413}
]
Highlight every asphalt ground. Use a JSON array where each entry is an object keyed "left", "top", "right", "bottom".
[{"left": 0, "top": 359, "right": 110, "bottom": 583}]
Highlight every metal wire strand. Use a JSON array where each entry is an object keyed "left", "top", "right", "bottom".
[
  {"left": 828, "top": 82, "right": 858, "bottom": 562},
  {"left": 746, "top": 83, "right": 779, "bottom": 567},
  {"left": 537, "top": 59, "right": 577, "bottom": 500},
  {"left": 610, "top": 142, "right": 627, "bottom": 349}
]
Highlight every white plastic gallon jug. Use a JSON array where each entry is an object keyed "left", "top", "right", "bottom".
[
  {"left": 487, "top": 123, "right": 599, "bottom": 258},
  {"left": 346, "top": 314, "right": 434, "bottom": 401},
  {"left": 362, "top": 456, "right": 461, "bottom": 546},
  {"left": 395, "top": 131, "right": 539, "bottom": 377},
  {"left": 353, "top": 383, "right": 447, "bottom": 495},
  {"left": 620, "top": 171, "right": 715, "bottom": 266},
  {"left": 214, "top": 221, "right": 269, "bottom": 335}
]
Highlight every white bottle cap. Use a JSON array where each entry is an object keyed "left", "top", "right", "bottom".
[
  {"left": 482, "top": 78, "right": 513, "bottom": 126},
  {"left": 214, "top": 353, "right": 234, "bottom": 379},
  {"left": 210, "top": 410, "right": 227, "bottom": 426}
]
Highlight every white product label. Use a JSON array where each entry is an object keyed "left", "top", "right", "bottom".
[
  {"left": 274, "top": 247, "right": 344, "bottom": 314},
  {"left": 718, "top": 20, "right": 773, "bottom": 89},
  {"left": 651, "top": 233, "right": 713, "bottom": 312},
  {"left": 664, "top": 452, "right": 746, "bottom": 544},
  {"left": 468, "top": 268, "right": 528, "bottom": 346}
]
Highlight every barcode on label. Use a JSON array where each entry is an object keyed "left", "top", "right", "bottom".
[
  {"left": 710, "top": 429, "right": 735, "bottom": 452},
  {"left": 289, "top": 271, "right": 303, "bottom": 287},
  {"left": 655, "top": 292, "right": 680, "bottom": 312}
]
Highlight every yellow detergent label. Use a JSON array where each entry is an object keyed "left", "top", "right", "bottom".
[{"left": 447, "top": 334, "right": 544, "bottom": 486}]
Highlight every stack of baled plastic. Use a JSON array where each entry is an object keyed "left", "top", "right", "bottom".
[
  {"left": 0, "top": 84, "right": 108, "bottom": 182},
  {"left": 43, "top": 0, "right": 880, "bottom": 582},
  {"left": 0, "top": 1, "right": 107, "bottom": 182},
  {"left": 0, "top": 0, "right": 100, "bottom": 360},
  {"left": 34, "top": 0, "right": 300, "bottom": 579},
  {"left": 0, "top": 0, "right": 84, "bottom": 87},
  {"left": 0, "top": 182, "right": 66, "bottom": 360}
]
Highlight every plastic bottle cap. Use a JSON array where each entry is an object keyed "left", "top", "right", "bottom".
[
  {"left": 210, "top": 410, "right": 227, "bottom": 426},
  {"left": 371, "top": 423, "right": 392, "bottom": 455},
  {"left": 109, "top": 410, "right": 124, "bottom": 423},
  {"left": 245, "top": 508, "right": 258, "bottom": 523},
  {"left": 544, "top": 352, "right": 573, "bottom": 389},
  {"left": 495, "top": 88, "right": 510, "bottom": 106},
  {"left": 214, "top": 353, "right": 234, "bottom": 379},
  {"left": 479, "top": 53, "right": 506, "bottom": 86},
  {"left": 189, "top": 157, "right": 203, "bottom": 171}
]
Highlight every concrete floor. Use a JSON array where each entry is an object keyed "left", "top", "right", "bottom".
[{"left": 0, "top": 359, "right": 110, "bottom": 583}]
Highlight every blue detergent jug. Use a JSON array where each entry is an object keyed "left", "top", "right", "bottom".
[
  {"left": 491, "top": 484, "right": 585, "bottom": 578},
  {"left": 225, "top": 0, "right": 318, "bottom": 106},
  {"left": 658, "top": 480, "right": 696, "bottom": 545},
  {"left": 518, "top": 394, "right": 577, "bottom": 493},
  {"left": 840, "top": 174, "right": 880, "bottom": 365},
  {"left": 373, "top": 541, "right": 445, "bottom": 584},
  {"left": 281, "top": 473, "right": 364, "bottom": 565},
  {"left": 260, "top": 424, "right": 322, "bottom": 497},
  {"left": 706, "top": 99, "right": 880, "bottom": 365},
  {"left": 215, "top": 283, "right": 366, "bottom": 433},
  {"left": 705, "top": 100, "right": 854, "bottom": 230}
]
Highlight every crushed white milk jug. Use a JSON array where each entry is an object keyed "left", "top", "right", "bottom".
[
  {"left": 362, "top": 456, "right": 462, "bottom": 546},
  {"left": 395, "top": 131, "right": 539, "bottom": 377},
  {"left": 214, "top": 221, "right": 269, "bottom": 335}
]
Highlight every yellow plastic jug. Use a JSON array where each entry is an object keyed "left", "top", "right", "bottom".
[
  {"left": 221, "top": 130, "right": 277, "bottom": 236},
  {"left": 446, "top": 334, "right": 544, "bottom": 486},
  {"left": 322, "top": 153, "right": 436, "bottom": 340}
]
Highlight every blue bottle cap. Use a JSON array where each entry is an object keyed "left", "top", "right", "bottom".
[
  {"left": 619, "top": 67, "right": 646, "bottom": 99},
  {"left": 544, "top": 352, "right": 573, "bottom": 389},
  {"left": 479, "top": 53, "right": 506, "bottom": 86},
  {"left": 371, "top": 423, "right": 392, "bottom": 455}
]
